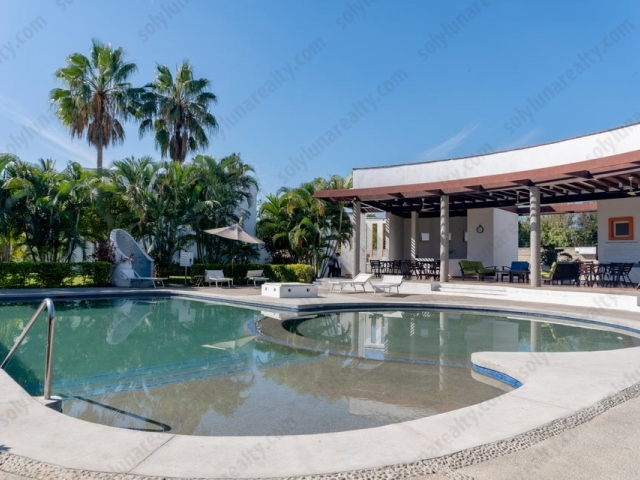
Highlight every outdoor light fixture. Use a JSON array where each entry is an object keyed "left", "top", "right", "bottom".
[
  {"left": 476, "top": 224, "right": 484, "bottom": 234},
  {"left": 420, "top": 232, "right": 430, "bottom": 241},
  {"left": 463, "top": 231, "right": 468, "bottom": 242}
]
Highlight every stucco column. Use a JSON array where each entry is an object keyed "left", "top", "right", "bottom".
[
  {"left": 440, "top": 195, "right": 449, "bottom": 282},
  {"left": 529, "top": 186, "right": 541, "bottom": 287},
  {"left": 353, "top": 199, "right": 361, "bottom": 275},
  {"left": 410, "top": 211, "right": 418, "bottom": 259}
]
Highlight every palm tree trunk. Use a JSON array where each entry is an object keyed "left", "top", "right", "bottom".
[{"left": 97, "top": 145, "right": 103, "bottom": 171}]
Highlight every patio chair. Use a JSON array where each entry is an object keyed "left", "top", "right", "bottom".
[
  {"left": 369, "top": 259, "right": 382, "bottom": 278},
  {"left": 459, "top": 260, "right": 497, "bottom": 281},
  {"left": 578, "top": 262, "right": 595, "bottom": 287},
  {"left": 371, "top": 274, "right": 404, "bottom": 296},
  {"left": 204, "top": 269, "right": 233, "bottom": 288},
  {"left": 328, "top": 273, "right": 373, "bottom": 293},
  {"left": 120, "top": 268, "right": 167, "bottom": 288},
  {"left": 400, "top": 259, "right": 413, "bottom": 279},
  {"left": 621, "top": 263, "right": 635, "bottom": 288},
  {"left": 541, "top": 262, "right": 557, "bottom": 284},
  {"left": 500, "top": 261, "right": 529, "bottom": 283},
  {"left": 246, "top": 269, "right": 269, "bottom": 287},
  {"left": 606, "top": 262, "right": 631, "bottom": 288}
]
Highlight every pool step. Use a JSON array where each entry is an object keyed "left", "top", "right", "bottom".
[
  {"left": 53, "top": 352, "right": 313, "bottom": 399},
  {"left": 55, "top": 355, "right": 257, "bottom": 397},
  {"left": 435, "top": 282, "right": 509, "bottom": 297}
]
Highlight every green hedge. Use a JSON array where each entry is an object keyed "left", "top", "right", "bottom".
[
  {"left": 0, "top": 262, "right": 112, "bottom": 288},
  {"left": 192, "top": 263, "right": 314, "bottom": 284}
]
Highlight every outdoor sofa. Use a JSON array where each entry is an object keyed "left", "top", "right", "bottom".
[{"left": 459, "top": 260, "right": 497, "bottom": 281}]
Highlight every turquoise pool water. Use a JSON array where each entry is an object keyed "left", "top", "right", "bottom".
[{"left": 1, "top": 298, "right": 637, "bottom": 436}]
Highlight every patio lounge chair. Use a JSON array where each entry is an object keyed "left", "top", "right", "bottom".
[
  {"left": 459, "top": 260, "right": 497, "bottom": 281},
  {"left": 541, "top": 262, "right": 557, "bottom": 284},
  {"left": 204, "top": 269, "right": 233, "bottom": 288},
  {"left": 328, "top": 273, "right": 373, "bottom": 292},
  {"left": 371, "top": 275, "right": 404, "bottom": 296},
  {"left": 120, "top": 268, "right": 167, "bottom": 288},
  {"left": 246, "top": 269, "right": 270, "bottom": 287}
]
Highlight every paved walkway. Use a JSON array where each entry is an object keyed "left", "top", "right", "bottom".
[{"left": 0, "top": 283, "right": 639, "bottom": 479}]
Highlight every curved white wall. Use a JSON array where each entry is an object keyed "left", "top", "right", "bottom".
[{"left": 354, "top": 123, "right": 640, "bottom": 189}]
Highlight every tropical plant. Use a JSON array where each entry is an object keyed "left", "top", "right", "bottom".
[
  {"left": 138, "top": 61, "right": 218, "bottom": 163},
  {"left": 189, "top": 154, "right": 258, "bottom": 263},
  {"left": 257, "top": 175, "right": 353, "bottom": 275},
  {"left": 145, "top": 160, "right": 200, "bottom": 274},
  {"left": 50, "top": 39, "right": 139, "bottom": 170},
  {"left": 2, "top": 158, "right": 97, "bottom": 262}
]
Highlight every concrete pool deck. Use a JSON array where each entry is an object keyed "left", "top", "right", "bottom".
[{"left": 1, "top": 282, "right": 640, "bottom": 479}]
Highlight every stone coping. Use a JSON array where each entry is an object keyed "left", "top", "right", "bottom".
[{"left": 1, "top": 286, "right": 640, "bottom": 479}]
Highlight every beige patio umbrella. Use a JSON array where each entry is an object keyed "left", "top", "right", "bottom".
[
  {"left": 204, "top": 224, "right": 264, "bottom": 274},
  {"left": 204, "top": 224, "right": 265, "bottom": 244}
]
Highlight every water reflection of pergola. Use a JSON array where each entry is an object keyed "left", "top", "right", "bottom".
[{"left": 316, "top": 124, "right": 640, "bottom": 287}]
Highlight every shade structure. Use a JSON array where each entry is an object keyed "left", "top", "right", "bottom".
[
  {"left": 204, "top": 224, "right": 264, "bottom": 244},
  {"left": 204, "top": 224, "right": 264, "bottom": 275}
]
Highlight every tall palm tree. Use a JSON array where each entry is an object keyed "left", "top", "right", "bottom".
[
  {"left": 138, "top": 61, "right": 218, "bottom": 163},
  {"left": 50, "top": 39, "right": 138, "bottom": 170}
]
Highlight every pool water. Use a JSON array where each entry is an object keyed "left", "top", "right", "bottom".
[{"left": 0, "top": 298, "right": 637, "bottom": 436}]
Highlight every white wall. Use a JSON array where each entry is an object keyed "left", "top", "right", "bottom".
[
  {"left": 597, "top": 198, "right": 640, "bottom": 282},
  {"left": 403, "top": 216, "right": 467, "bottom": 260},
  {"left": 387, "top": 213, "right": 404, "bottom": 261},
  {"left": 353, "top": 123, "right": 640, "bottom": 189},
  {"left": 459, "top": 208, "right": 518, "bottom": 273},
  {"left": 466, "top": 208, "right": 495, "bottom": 266},
  {"left": 492, "top": 209, "right": 519, "bottom": 269}
]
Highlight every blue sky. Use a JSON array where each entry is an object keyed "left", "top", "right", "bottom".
[{"left": 1, "top": 0, "right": 639, "bottom": 198}]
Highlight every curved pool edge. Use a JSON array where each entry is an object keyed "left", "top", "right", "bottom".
[{"left": 1, "top": 286, "right": 640, "bottom": 479}]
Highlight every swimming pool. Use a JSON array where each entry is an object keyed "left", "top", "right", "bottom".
[{"left": 1, "top": 297, "right": 637, "bottom": 436}]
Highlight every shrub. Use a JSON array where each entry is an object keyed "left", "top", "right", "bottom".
[
  {"left": 192, "top": 263, "right": 314, "bottom": 284},
  {"left": 0, "top": 261, "right": 113, "bottom": 288}
]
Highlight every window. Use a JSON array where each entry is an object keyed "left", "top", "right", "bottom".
[{"left": 608, "top": 216, "right": 634, "bottom": 241}]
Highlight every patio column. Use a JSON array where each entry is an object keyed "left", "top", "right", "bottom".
[
  {"left": 440, "top": 195, "right": 450, "bottom": 282},
  {"left": 353, "top": 199, "right": 361, "bottom": 275},
  {"left": 410, "top": 211, "right": 418, "bottom": 259},
  {"left": 529, "top": 186, "right": 541, "bottom": 287}
]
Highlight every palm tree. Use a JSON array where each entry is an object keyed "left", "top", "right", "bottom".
[
  {"left": 50, "top": 39, "right": 138, "bottom": 170},
  {"left": 189, "top": 154, "right": 258, "bottom": 262},
  {"left": 257, "top": 175, "right": 354, "bottom": 273},
  {"left": 108, "top": 156, "right": 158, "bottom": 247},
  {"left": 138, "top": 61, "right": 218, "bottom": 163}
]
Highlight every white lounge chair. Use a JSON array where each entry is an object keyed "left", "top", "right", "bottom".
[
  {"left": 328, "top": 273, "right": 373, "bottom": 293},
  {"left": 371, "top": 275, "right": 404, "bottom": 296},
  {"left": 204, "top": 270, "right": 233, "bottom": 288},
  {"left": 120, "top": 268, "right": 167, "bottom": 288},
  {"left": 246, "top": 269, "right": 269, "bottom": 287}
]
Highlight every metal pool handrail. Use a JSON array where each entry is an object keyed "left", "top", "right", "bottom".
[{"left": 1, "top": 298, "right": 56, "bottom": 399}]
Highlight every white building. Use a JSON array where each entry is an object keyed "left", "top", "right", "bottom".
[{"left": 316, "top": 122, "right": 640, "bottom": 286}]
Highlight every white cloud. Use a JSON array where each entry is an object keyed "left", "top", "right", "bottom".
[
  {"left": 0, "top": 94, "right": 95, "bottom": 166},
  {"left": 498, "top": 127, "right": 542, "bottom": 151},
  {"left": 417, "top": 124, "right": 479, "bottom": 161}
]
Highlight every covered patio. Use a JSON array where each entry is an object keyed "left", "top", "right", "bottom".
[{"left": 315, "top": 122, "right": 640, "bottom": 287}]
